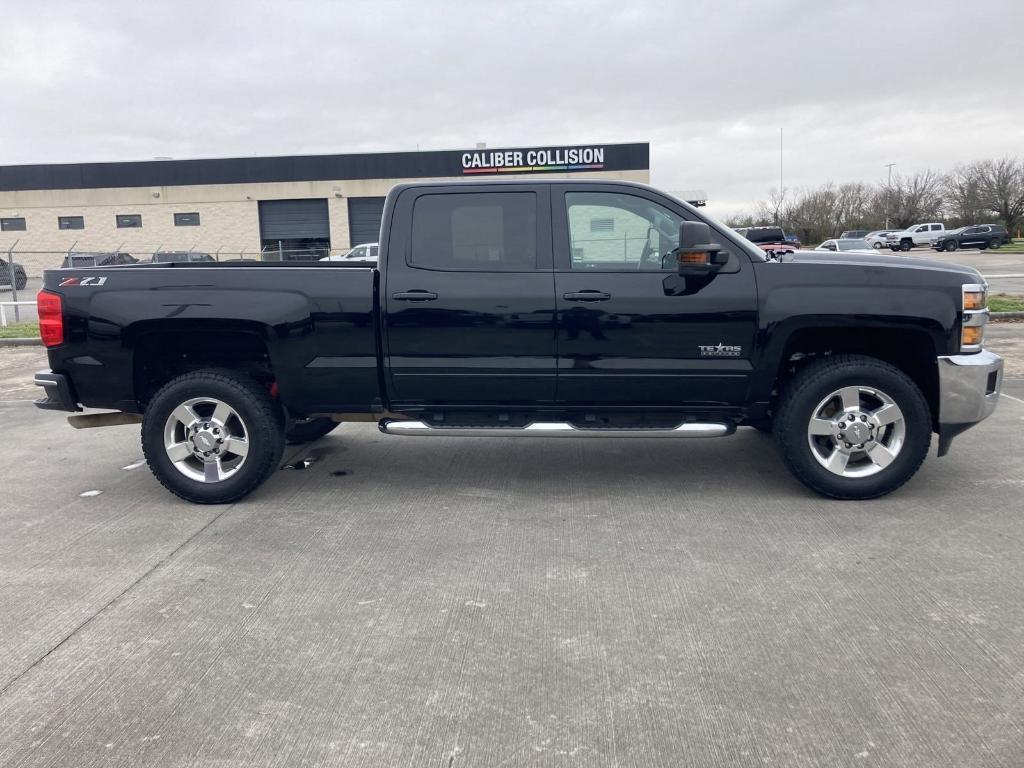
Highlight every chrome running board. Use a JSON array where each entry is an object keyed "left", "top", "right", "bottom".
[{"left": 379, "top": 419, "right": 733, "bottom": 438}]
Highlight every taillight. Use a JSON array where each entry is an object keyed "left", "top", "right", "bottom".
[{"left": 37, "top": 290, "right": 64, "bottom": 347}]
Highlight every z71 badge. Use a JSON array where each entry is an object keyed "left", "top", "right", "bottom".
[
  {"left": 59, "top": 276, "right": 107, "bottom": 287},
  {"left": 698, "top": 343, "right": 742, "bottom": 358}
]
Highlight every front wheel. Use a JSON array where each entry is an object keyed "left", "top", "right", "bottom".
[
  {"left": 944, "top": 240, "right": 958, "bottom": 252},
  {"left": 774, "top": 355, "right": 931, "bottom": 499},
  {"left": 900, "top": 240, "right": 913, "bottom": 251},
  {"left": 142, "top": 369, "right": 285, "bottom": 504}
]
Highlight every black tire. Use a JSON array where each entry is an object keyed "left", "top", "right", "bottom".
[
  {"left": 944, "top": 240, "right": 958, "bottom": 252},
  {"left": 774, "top": 355, "right": 931, "bottom": 500},
  {"left": 141, "top": 369, "right": 285, "bottom": 504},
  {"left": 899, "top": 239, "right": 913, "bottom": 251},
  {"left": 15, "top": 269, "right": 27, "bottom": 291},
  {"left": 990, "top": 237, "right": 1002, "bottom": 249},
  {"left": 286, "top": 417, "right": 340, "bottom": 444},
  {"left": 872, "top": 242, "right": 882, "bottom": 249}
]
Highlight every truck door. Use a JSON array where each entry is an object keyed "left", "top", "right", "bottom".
[
  {"left": 551, "top": 185, "right": 758, "bottom": 405},
  {"left": 383, "top": 185, "right": 557, "bottom": 406}
]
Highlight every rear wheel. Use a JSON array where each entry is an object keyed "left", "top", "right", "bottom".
[
  {"left": 286, "top": 417, "right": 340, "bottom": 444},
  {"left": 142, "top": 369, "right": 285, "bottom": 504},
  {"left": 990, "top": 237, "right": 1002, "bottom": 249},
  {"left": 774, "top": 355, "right": 931, "bottom": 499}
]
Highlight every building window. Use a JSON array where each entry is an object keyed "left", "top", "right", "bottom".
[
  {"left": 116, "top": 214, "right": 142, "bottom": 228},
  {"left": 1, "top": 217, "right": 27, "bottom": 231},
  {"left": 58, "top": 216, "right": 85, "bottom": 230},
  {"left": 174, "top": 212, "right": 200, "bottom": 227},
  {"left": 590, "top": 217, "right": 615, "bottom": 233}
]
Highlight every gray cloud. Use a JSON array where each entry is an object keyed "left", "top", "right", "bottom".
[{"left": 1, "top": 0, "right": 1021, "bottom": 215}]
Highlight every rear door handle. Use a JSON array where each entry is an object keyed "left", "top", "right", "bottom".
[
  {"left": 392, "top": 290, "right": 438, "bottom": 301},
  {"left": 562, "top": 290, "right": 611, "bottom": 302}
]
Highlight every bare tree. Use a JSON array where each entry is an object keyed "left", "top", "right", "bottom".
[
  {"left": 884, "top": 171, "right": 945, "bottom": 229},
  {"left": 945, "top": 164, "right": 986, "bottom": 227},
  {"left": 974, "top": 157, "right": 1024, "bottom": 235}
]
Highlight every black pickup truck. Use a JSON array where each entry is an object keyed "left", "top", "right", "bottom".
[{"left": 34, "top": 180, "right": 1003, "bottom": 503}]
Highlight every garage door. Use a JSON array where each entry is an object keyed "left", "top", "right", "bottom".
[
  {"left": 347, "top": 197, "right": 386, "bottom": 246},
  {"left": 258, "top": 199, "right": 330, "bottom": 240}
]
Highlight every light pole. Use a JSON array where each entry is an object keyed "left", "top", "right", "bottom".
[{"left": 884, "top": 163, "right": 896, "bottom": 229}]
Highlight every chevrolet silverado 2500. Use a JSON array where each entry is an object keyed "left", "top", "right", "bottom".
[{"left": 34, "top": 180, "right": 1003, "bottom": 503}]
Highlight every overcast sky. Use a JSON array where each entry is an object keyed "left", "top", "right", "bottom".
[{"left": 1, "top": 0, "right": 1022, "bottom": 217}]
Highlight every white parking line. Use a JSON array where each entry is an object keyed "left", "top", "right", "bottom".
[{"left": 1001, "top": 392, "right": 1024, "bottom": 406}]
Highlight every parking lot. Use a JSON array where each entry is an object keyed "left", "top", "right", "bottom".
[{"left": 1, "top": 338, "right": 1023, "bottom": 767}]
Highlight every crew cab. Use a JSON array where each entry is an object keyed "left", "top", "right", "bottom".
[
  {"left": 886, "top": 223, "right": 946, "bottom": 251},
  {"left": 33, "top": 180, "right": 1003, "bottom": 503}
]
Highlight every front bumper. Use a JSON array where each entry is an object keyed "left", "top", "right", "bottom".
[
  {"left": 34, "top": 371, "right": 81, "bottom": 412},
  {"left": 935, "top": 350, "right": 1003, "bottom": 456}
]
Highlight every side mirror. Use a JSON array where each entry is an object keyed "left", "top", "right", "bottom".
[{"left": 675, "top": 221, "right": 727, "bottom": 276}]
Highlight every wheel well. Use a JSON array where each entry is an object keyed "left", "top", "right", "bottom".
[
  {"left": 133, "top": 326, "right": 273, "bottom": 407},
  {"left": 775, "top": 327, "right": 939, "bottom": 425}
]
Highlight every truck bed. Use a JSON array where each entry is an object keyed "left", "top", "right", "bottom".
[{"left": 42, "top": 262, "right": 381, "bottom": 415}]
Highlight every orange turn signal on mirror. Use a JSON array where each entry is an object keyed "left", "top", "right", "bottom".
[
  {"left": 963, "top": 292, "right": 986, "bottom": 311},
  {"left": 962, "top": 326, "right": 983, "bottom": 347},
  {"left": 678, "top": 251, "right": 708, "bottom": 264}
]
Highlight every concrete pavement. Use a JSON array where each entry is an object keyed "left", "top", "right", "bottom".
[{"left": 1, "top": 348, "right": 1024, "bottom": 766}]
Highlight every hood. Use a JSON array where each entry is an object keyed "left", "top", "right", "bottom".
[{"left": 781, "top": 249, "right": 982, "bottom": 279}]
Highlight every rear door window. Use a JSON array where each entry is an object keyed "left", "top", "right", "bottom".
[{"left": 410, "top": 192, "right": 538, "bottom": 271}]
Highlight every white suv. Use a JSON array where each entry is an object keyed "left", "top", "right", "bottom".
[{"left": 885, "top": 223, "right": 946, "bottom": 251}]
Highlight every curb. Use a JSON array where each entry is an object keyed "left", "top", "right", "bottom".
[
  {"left": 0, "top": 338, "right": 41, "bottom": 347},
  {"left": 991, "top": 312, "right": 1024, "bottom": 320}
]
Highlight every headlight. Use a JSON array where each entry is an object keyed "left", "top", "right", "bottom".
[{"left": 961, "top": 283, "right": 988, "bottom": 352}]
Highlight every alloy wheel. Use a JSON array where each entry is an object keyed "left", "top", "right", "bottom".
[
  {"left": 163, "top": 397, "right": 250, "bottom": 482},
  {"left": 806, "top": 385, "right": 906, "bottom": 478}
]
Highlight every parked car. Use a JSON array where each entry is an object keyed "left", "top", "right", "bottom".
[
  {"left": 886, "top": 223, "right": 946, "bottom": 251},
  {"left": 321, "top": 243, "right": 379, "bottom": 262},
  {"left": 61, "top": 252, "right": 138, "bottom": 268},
  {"left": 839, "top": 230, "right": 869, "bottom": 239},
  {"left": 150, "top": 251, "right": 215, "bottom": 263},
  {"left": 815, "top": 239, "right": 878, "bottom": 255},
  {"left": 930, "top": 225, "right": 1009, "bottom": 252},
  {"left": 736, "top": 226, "right": 799, "bottom": 254},
  {"left": 36, "top": 179, "right": 1002, "bottom": 504},
  {"left": 0, "top": 259, "right": 28, "bottom": 290},
  {"left": 864, "top": 230, "right": 897, "bottom": 249}
]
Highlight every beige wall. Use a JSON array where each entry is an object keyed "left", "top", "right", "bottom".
[{"left": 0, "top": 169, "right": 650, "bottom": 276}]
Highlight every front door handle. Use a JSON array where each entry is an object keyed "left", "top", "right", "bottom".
[
  {"left": 392, "top": 290, "right": 438, "bottom": 302},
  {"left": 562, "top": 290, "right": 611, "bottom": 302}
]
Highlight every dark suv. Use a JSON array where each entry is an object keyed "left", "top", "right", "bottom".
[
  {"left": 930, "top": 225, "right": 1009, "bottom": 252},
  {"left": 1, "top": 259, "right": 28, "bottom": 290},
  {"left": 61, "top": 252, "right": 139, "bottom": 268}
]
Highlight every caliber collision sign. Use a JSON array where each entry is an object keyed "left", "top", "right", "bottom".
[{"left": 461, "top": 146, "right": 607, "bottom": 174}]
